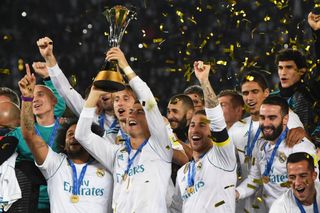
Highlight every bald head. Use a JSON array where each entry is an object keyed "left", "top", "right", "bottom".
[{"left": 0, "top": 101, "right": 20, "bottom": 128}]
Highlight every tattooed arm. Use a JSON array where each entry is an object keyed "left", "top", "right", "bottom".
[
  {"left": 193, "top": 61, "right": 219, "bottom": 108},
  {"left": 19, "top": 64, "right": 48, "bottom": 165}
]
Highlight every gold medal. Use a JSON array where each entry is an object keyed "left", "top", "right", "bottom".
[
  {"left": 262, "top": 176, "right": 269, "bottom": 184},
  {"left": 187, "top": 186, "right": 194, "bottom": 194},
  {"left": 70, "top": 195, "right": 79, "bottom": 203},
  {"left": 244, "top": 156, "right": 250, "bottom": 164},
  {"left": 197, "top": 162, "right": 202, "bottom": 170},
  {"left": 96, "top": 168, "right": 105, "bottom": 177}
]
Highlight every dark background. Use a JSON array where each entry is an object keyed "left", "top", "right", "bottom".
[{"left": 0, "top": 0, "right": 317, "bottom": 113}]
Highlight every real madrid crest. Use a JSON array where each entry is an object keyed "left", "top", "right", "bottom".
[
  {"left": 96, "top": 168, "right": 105, "bottom": 177},
  {"left": 278, "top": 152, "right": 287, "bottom": 163}
]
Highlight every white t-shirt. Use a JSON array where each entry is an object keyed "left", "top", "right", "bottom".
[
  {"left": 173, "top": 106, "right": 237, "bottom": 213},
  {"left": 270, "top": 181, "right": 320, "bottom": 213},
  {"left": 75, "top": 76, "right": 174, "bottom": 213},
  {"left": 236, "top": 137, "right": 317, "bottom": 209},
  {"left": 37, "top": 148, "right": 113, "bottom": 213}
]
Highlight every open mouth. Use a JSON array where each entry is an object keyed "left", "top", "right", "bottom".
[
  {"left": 296, "top": 187, "right": 305, "bottom": 194},
  {"left": 128, "top": 120, "right": 137, "bottom": 126},
  {"left": 33, "top": 103, "right": 41, "bottom": 109},
  {"left": 118, "top": 108, "right": 125, "bottom": 116},
  {"left": 191, "top": 135, "right": 201, "bottom": 141},
  {"left": 247, "top": 102, "right": 256, "bottom": 109}
]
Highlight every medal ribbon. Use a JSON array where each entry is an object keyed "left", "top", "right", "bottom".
[
  {"left": 124, "top": 138, "right": 148, "bottom": 176},
  {"left": 68, "top": 159, "right": 94, "bottom": 196},
  {"left": 187, "top": 153, "right": 207, "bottom": 187},
  {"left": 246, "top": 119, "right": 261, "bottom": 158},
  {"left": 294, "top": 194, "right": 318, "bottom": 213},
  {"left": 262, "top": 127, "right": 288, "bottom": 178},
  {"left": 35, "top": 118, "right": 59, "bottom": 147},
  {"left": 98, "top": 114, "right": 119, "bottom": 134}
]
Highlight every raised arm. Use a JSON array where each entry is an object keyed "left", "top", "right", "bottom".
[
  {"left": 34, "top": 37, "right": 85, "bottom": 116},
  {"left": 106, "top": 47, "right": 173, "bottom": 160},
  {"left": 19, "top": 64, "right": 48, "bottom": 165}
]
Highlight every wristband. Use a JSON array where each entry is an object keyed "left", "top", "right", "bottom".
[
  {"left": 123, "top": 66, "right": 134, "bottom": 75},
  {"left": 21, "top": 96, "right": 34, "bottom": 102}
]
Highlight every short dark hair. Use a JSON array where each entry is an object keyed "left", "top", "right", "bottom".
[
  {"left": 275, "top": 48, "right": 307, "bottom": 69},
  {"left": 55, "top": 118, "right": 104, "bottom": 154},
  {"left": 261, "top": 96, "right": 289, "bottom": 116},
  {"left": 168, "top": 94, "right": 194, "bottom": 110},
  {"left": 287, "top": 152, "right": 315, "bottom": 171},
  {"left": 183, "top": 85, "right": 204, "bottom": 104},
  {"left": 218, "top": 90, "right": 244, "bottom": 109},
  {"left": 240, "top": 71, "right": 268, "bottom": 91},
  {"left": 0, "top": 87, "right": 20, "bottom": 107}
]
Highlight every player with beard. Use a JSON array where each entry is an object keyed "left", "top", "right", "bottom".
[
  {"left": 33, "top": 37, "right": 119, "bottom": 139},
  {"left": 19, "top": 68, "right": 113, "bottom": 212},
  {"left": 172, "top": 61, "right": 237, "bottom": 212},
  {"left": 183, "top": 85, "right": 205, "bottom": 112},
  {"left": 270, "top": 152, "right": 320, "bottom": 212},
  {"left": 236, "top": 96, "right": 317, "bottom": 210}
]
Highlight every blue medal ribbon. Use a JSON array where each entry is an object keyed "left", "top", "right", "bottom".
[
  {"left": 98, "top": 114, "right": 120, "bottom": 134},
  {"left": 294, "top": 194, "right": 318, "bottom": 213},
  {"left": 246, "top": 119, "right": 261, "bottom": 158},
  {"left": 67, "top": 159, "right": 94, "bottom": 196},
  {"left": 124, "top": 138, "right": 148, "bottom": 176},
  {"left": 262, "top": 127, "right": 288, "bottom": 178},
  {"left": 187, "top": 153, "right": 207, "bottom": 187},
  {"left": 34, "top": 118, "right": 59, "bottom": 147}
]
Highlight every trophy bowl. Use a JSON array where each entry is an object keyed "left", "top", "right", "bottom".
[{"left": 93, "top": 5, "right": 136, "bottom": 92}]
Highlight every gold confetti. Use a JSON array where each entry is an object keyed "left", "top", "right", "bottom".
[
  {"left": 214, "top": 200, "right": 225, "bottom": 207},
  {"left": 69, "top": 75, "right": 77, "bottom": 87},
  {"left": 247, "top": 183, "right": 256, "bottom": 190},
  {"left": 153, "top": 38, "right": 164, "bottom": 43},
  {"left": 0, "top": 68, "right": 10, "bottom": 75},
  {"left": 216, "top": 60, "right": 227, "bottom": 66}
]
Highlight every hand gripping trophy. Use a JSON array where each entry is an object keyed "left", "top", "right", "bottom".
[{"left": 94, "top": 5, "right": 136, "bottom": 91}]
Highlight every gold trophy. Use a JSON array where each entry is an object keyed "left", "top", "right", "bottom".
[{"left": 94, "top": 5, "right": 136, "bottom": 91}]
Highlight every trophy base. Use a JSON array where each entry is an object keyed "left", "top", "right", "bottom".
[{"left": 94, "top": 70, "right": 125, "bottom": 92}]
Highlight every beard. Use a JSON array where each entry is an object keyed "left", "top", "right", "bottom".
[
  {"left": 66, "top": 145, "right": 87, "bottom": 159},
  {"left": 260, "top": 122, "right": 284, "bottom": 141},
  {"left": 169, "top": 115, "right": 188, "bottom": 131}
]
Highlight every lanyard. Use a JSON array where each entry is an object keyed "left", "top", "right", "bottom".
[
  {"left": 246, "top": 119, "right": 261, "bottom": 158},
  {"left": 187, "top": 152, "right": 206, "bottom": 187},
  {"left": 98, "top": 114, "right": 119, "bottom": 133},
  {"left": 124, "top": 138, "right": 148, "bottom": 175},
  {"left": 294, "top": 194, "right": 319, "bottom": 213},
  {"left": 262, "top": 127, "right": 288, "bottom": 177},
  {"left": 35, "top": 118, "right": 59, "bottom": 147},
  {"left": 120, "top": 129, "right": 129, "bottom": 145},
  {"left": 67, "top": 159, "right": 93, "bottom": 196}
]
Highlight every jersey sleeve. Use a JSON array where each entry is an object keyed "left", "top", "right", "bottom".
[
  {"left": 75, "top": 107, "right": 119, "bottom": 173},
  {"left": 269, "top": 196, "right": 287, "bottom": 213},
  {"left": 35, "top": 147, "right": 65, "bottom": 180},
  {"left": 129, "top": 76, "right": 173, "bottom": 161},
  {"left": 47, "top": 64, "right": 85, "bottom": 117},
  {"left": 236, "top": 141, "right": 262, "bottom": 199},
  {"left": 206, "top": 105, "right": 237, "bottom": 171},
  {"left": 287, "top": 109, "right": 304, "bottom": 129}
]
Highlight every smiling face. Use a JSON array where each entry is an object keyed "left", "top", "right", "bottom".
[
  {"left": 188, "top": 113, "right": 213, "bottom": 153},
  {"left": 126, "top": 103, "right": 150, "bottom": 138},
  {"left": 32, "top": 85, "right": 57, "bottom": 117},
  {"left": 259, "top": 104, "right": 288, "bottom": 141},
  {"left": 64, "top": 124, "right": 86, "bottom": 157},
  {"left": 288, "top": 160, "right": 317, "bottom": 205},
  {"left": 113, "top": 89, "right": 136, "bottom": 123},
  {"left": 278, "top": 60, "right": 305, "bottom": 88},
  {"left": 241, "top": 81, "right": 269, "bottom": 118}
]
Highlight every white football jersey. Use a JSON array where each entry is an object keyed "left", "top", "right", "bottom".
[
  {"left": 173, "top": 106, "right": 237, "bottom": 213},
  {"left": 37, "top": 148, "right": 113, "bottom": 213},
  {"left": 75, "top": 76, "right": 174, "bottom": 213}
]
